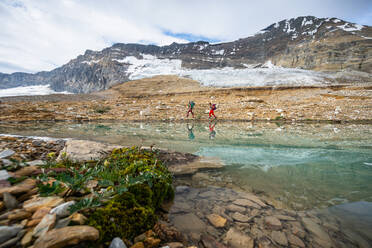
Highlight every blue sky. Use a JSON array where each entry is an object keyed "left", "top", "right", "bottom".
[{"left": 0, "top": 0, "right": 371, "bottom": 73}]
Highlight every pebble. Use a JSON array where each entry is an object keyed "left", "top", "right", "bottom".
[
  {"left": 109, "top": 237, "right": 127, "bottom": 248},
  {"left": 232, "top": 212, "right": 250, "bottom": 223}
]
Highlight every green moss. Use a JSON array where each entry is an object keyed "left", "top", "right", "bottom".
[{"left": 88, "top": 191, "right": 157, "bottom": 243}]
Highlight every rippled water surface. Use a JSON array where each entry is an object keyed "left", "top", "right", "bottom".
[{"left": 1, "top": 121, "right": 372, "bottom": 210}]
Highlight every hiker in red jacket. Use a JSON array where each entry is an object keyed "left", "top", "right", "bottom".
[{"left": 209, "top": 102, "right": 217, "bottom": 119}]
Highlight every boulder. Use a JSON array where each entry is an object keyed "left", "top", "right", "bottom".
[
  {"left": 168, "top": 157, "right": 223, "bottom": 176},
  {"left": 224, "top": 227, "right": 254, "bottom": 248},
  {"left": 34, "top": 225, "right": 99, "bottom": 248},
  {"left": 57, "top": 139, "right": 120, "bottom": 162}
]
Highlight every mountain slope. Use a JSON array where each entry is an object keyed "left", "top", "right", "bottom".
[{"left": 0, "top": 16, "right": 371, "bottom": 93}]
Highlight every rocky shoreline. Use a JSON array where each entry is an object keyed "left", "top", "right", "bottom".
[{"left": 0, "top": 135, "right": 371, "bottom": 248}]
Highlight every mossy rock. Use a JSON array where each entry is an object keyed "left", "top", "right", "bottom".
[{"left": 88, "top": 190, "right": 157, "bottom": 243}]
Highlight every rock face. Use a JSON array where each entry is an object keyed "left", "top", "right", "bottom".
[{"left": 0, "top": 16, "right": 370, "bottom": 93}]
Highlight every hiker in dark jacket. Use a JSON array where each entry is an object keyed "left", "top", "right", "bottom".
[{"left": 187, "top": 100, "right": 195, "bottom": 118}]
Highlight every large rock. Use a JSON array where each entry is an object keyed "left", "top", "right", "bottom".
[
  {"left": 33, "top": 213, "right": 56, "bottom": 238},
  {"left": 23, "top": 196, "right": 64, "bottom": 213},
  {"left": 50, "top": 201, "right": 75, "bottom": 218},
  {"left": 0, "top": 225, "right": 22, "bottom": 243},
  {"left": 172, "top": 213, "right": 206, "bottom": 233},
  {"left": 206, "top": 213, "right": 227, "bottom": 228},
  {"left": 57, "top": 139, "right": 120, "bottom": 162},
  {"left": 224, "top": 227, "right": 254, "bottom": 248},
  {"left": 34, "top": 225, "right": 99, "bottom": 248}
]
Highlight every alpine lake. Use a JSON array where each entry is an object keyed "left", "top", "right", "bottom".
[{"left": 1, "top": 121, "right": 372, "bottom": 245}]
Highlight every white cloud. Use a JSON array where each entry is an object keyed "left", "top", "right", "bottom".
[{"left": 0, "top": 0, "right": 371, "bottom": 73}]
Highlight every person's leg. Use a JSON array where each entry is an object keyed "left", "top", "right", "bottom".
[{"left": 191, "top": 109, "right": 194, "bottom": 117}]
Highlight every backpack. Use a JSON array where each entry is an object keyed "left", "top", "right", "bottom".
[
  {"left": 190, "top": 101, "right": 195, "bottom": 108},
  {"left": 212, "top": 104, "right": 217, "bottom": 110}
]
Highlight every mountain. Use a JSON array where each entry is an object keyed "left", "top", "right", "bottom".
[{"left": 0, "top": 16, "right": 371, "bottom": 93}]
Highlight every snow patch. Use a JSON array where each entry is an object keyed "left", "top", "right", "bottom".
[
  {"left": 81, "top": 59, "right": 101, "bottom": 65},
  {"left": 0, "top": 85, "right": 71, "bottom": 98},
  {"left": 212, "top": 49, "right": 225, "bottom": 55},
  {"left": 338, "top": 23, "right": 363, "bottom": 32},
  {"left": 332, "top": 19, "right": 341, "bottom": 23},
  {"left": 302, "top": 18, "right": 313, "bottom": 26},
  {"left": 274, "top": 22, "right": 279, "bottom": 28}
]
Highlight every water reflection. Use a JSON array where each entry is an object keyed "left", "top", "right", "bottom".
[{"left": 1, "top": 121, "right": 372, "bottom": 210}]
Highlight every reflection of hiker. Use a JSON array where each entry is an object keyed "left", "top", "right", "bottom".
[
  {"left": 187, "top": 123, "right": 195, "bottom": 140},
  {"left": 187, "top": 101, "right": 195, "bottom": 118},
  {"left": 209, "top": 122, "right": 216, "bottom": 139},
  {"left": 209, "top": 102, "right": 217, "bottom": 119}
]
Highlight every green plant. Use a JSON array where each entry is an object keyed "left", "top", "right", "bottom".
[
  {"left": 57, "top": 165, "right": 95, "bottom": 196},
  {"left": 274, "top": 116, "right": 284, "bottom": 120},
  {"left": 7, "top": 176, "right": 27, "bottom": 185},
  {"left": 37, "top": 181, "right": 65, "bottom": 196},
  {"left": 68, "top": 196, "right": 102, "bottom": 214}
]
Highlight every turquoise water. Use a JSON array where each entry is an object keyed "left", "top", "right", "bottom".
[{"left": 1, "top": 121, "right": 372, "bottom": 210}]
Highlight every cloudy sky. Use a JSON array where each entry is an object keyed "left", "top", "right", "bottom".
[{"left": 0, "top": 0, "right": 371, "bottom": 74}]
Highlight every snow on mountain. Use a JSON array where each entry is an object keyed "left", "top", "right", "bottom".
[
  {"left": 120, "top": 54, "right": 330, "bottom": 87},
  {"left": 0, "top": 85, "right": 71, "bottom": 97}
]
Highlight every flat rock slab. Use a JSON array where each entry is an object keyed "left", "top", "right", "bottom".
[
  {"left": 0, "top": 178, "right": 36, "bottom": 197},
  {"left": 23, "top": 196, "right": 64, "bottom": 213},
  {"left": 233, "top": 199, "right": 261, "bottom": 209},
  {"left": 226, "top": 204, "right": 246, "bottom": 213},
  {"left": 265, "top": 216, "right": 282, "bottom": 230},
  {"left": 239, "top": 192, "right": 267, "bottom": 207},
  {"left": 0, "top": 225, "right": 22, "bottom": 243},
  {"left": 172, "top": 213, "right": 206, "bottom": 233},
  {"left": 271, "top": 231, "right": 288, "bottom": 246},
  {"left": 206, "top": 213, "right": 227, "bottom": 228},
  {"left": 168, "top": 157, "right": 223, "bottom": 176},
  {"left": 302, "top": 217, "right": 332, "bottom": 246},
  {"left": 232, "top": 212, "right": 250, "bottom": 223},
  {"left": 57, "top": 139, "right": 120, "bottom": 162},
  {"left": 34, "top": 225, "right": 99, "bottom": 248},
  {"left": 224, "top": 227, "right": 254, "bottom": 248},
  {"left": 0, "top": 149, "right": 15, "bottom": 159}
]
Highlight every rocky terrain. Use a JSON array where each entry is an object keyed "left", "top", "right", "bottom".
[
  {"left": 1, "top": 136, "right": 370, "bottom": 248},
  {"left": 0, "top": 16, "right": 371, "bottom": 93},
  {"left": 0, "top": 75, "right": 371, "bottom": 123}
]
